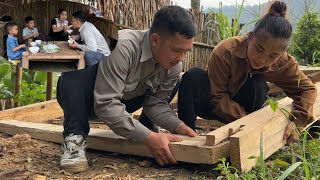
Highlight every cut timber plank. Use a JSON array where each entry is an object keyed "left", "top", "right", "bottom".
[
  {"left": 205, "top": 97, "right": 292, "bottom": 146},
  {"left": 230, "top": 82, "right": 320, "bottom": 171},
  {"left": 195, "top": 118, "right": 225, "bottom": 129},
  {"left": 299, "top": 66, "right": 320, "bottom": 75},
  {"left": 0, "top": 120, "right": 230, "bottom": 164},
  {"left": 0, "top": 100, "right": 63, "bottom": 122}
]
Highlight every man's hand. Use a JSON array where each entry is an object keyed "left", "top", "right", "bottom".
[
  {"left": 283, "top": 122, "right": 299, "bottom": 144},
  {"left": 175, "top": 122, "right": 197, "bottom": 137},
  {"left": 144, "top": 132, "right": 182, "bottom": 166},
  {"left": 69, "top": 41, "right": 78, "bottom": 49}
]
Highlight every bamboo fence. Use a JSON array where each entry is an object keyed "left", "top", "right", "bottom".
[
  {"left": 183, "top": 42, "right": 214, "bottom": 71},
  {"left": 100, "top": 0, "right": 170, "bottom": 29},
  {"left": 195, "top": 12, "right": 219, "bottom": 45}
]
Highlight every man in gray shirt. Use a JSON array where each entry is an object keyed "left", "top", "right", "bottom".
[
  {"left": 57, "top": 6, "right": 197, "bottom": 173},
  {"left": 69, "top": 11, "right": 111, "bottom": 66}
]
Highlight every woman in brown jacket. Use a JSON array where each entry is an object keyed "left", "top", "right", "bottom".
[{"left": 178, "top": 1, "right": 317, "bottom": 143}]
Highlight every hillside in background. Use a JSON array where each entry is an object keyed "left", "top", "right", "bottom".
[{"left": 204, "top": 0, "right": 320, "bottom": 32}]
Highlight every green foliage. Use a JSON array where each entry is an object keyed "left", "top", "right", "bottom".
[
  {"left": 213, "top": 158, "right": 239, "bottom": 180},
  {"left": 18, "top": 80, "right": 46, "bottom": 106},
  {"left": 290, "top": 10, "right": 320, "bottom": 65},
  {"left": 0, "top": 85, "right": 13, "bottom": 99},
  {"left": 205, "top": 0, "right": 245, "bottom": 42},
  {"left": 0, "top": 63, "right": 10, "bottom": 80},
  {"left": 268, "top": 98, "right": 279, "bottom": 112},
  {"left": 0, "top": 56, "right": 47, "bottom": 105},
  {"left": 0, "top": 60, "right": 14, "bottom": 99},
  {"left": 16, "top": 70, "right": 47, "bottom": 106}
]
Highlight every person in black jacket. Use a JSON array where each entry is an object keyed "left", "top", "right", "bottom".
[{"left": 49, "top": 9, "right": 72, "bottom": 41}]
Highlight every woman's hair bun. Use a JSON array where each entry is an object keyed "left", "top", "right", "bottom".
[{"left": 268, "top": 1, "right": 288, "bottom": 18}]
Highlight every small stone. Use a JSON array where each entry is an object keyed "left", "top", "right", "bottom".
[
  {"left": 13, "top": 158, "right": 27, "bottom": 164},
  {"left": 138, "top": 160, "right": 152, "bottom": 167}
]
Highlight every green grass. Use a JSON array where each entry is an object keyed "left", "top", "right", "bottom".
[{"left": 212, "top": 135, "right": 320, "bottom": 179}]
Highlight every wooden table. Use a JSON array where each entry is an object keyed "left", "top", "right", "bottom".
[
  {"left": 21, "top": 41, "right": 85, "bottom": 101},
  {"left": 22, "top": 41, "right": 85, "bottom": 70}
]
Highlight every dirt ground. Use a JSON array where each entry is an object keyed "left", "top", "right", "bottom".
[{"left": 0, "top": 119, "right": 218, "bottom": 180}]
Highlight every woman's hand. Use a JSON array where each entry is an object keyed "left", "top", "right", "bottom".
[
  {"left": 63, "top": 25, "right": 69, "bottom": 31},
  {"left": 283, "top": 122, "right": 299, "bottom": 144}
]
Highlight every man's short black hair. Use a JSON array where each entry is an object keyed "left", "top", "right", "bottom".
[
  {"left": 25, "top": 16, "right": 34, "bottom": 24},
  {"left": 5, "top": 22, "right": 17, "bottom": 33},
  {"left": 72, "top": 11, "right": 87, "bottom": 23},
  {"left": 150, "top": 6, "right": 196, "bottom": 39}
]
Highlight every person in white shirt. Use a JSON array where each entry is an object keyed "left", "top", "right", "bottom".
[{"left": 69, "top": 11, "right": 111, "bottom": 66}]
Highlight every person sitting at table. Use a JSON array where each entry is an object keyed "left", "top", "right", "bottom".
[
  {"left": 6, "top": 22, "right": 26, "bottom": 66},
  {"left": 22, "top": 16, "right": 39, "bottom": 45},
  {"left": 49, "top": 9, "right": 72, "bottom": 41},
  {"left": 68, "top": 11, "right": 111, "bottom": 66}
]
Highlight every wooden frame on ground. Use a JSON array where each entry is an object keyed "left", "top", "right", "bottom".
[{"left": 0, "top": 82, "right": 319, "bottom": 171}]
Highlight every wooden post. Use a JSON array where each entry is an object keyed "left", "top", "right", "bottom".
[
  {"left": 191, "top": 0, "right": 200, "bottom": 41},
  {"left": 46, "top": 72, "right": 53, "bottom": 100},
  {"left": 14, "top": 65, "right": 22, "bottom": 107}
]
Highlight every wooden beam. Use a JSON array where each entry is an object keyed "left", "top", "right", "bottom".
[
  {"left": 0, "top": 120, "right": 230, "bottom": 164},
  {"left": 205, "top": 97, "right": 293, "bottom": 146},
  {"left": 305, "top": 71, "right": 320, "bottom": 83},
  {"left": 299, "top": 66, "right": 320, "bottom": 75},
  {"left": 268, "top": 71, "right": 320, "bottom": 95},
  {"left": 0, "top": 100, "right": 63, "bottom": 122},
  {"left": 196, "top": 118, "right": 225, "bottom": 129},
  {"left": 230, "top": 82, "right": 320, "bottom": 171}
]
